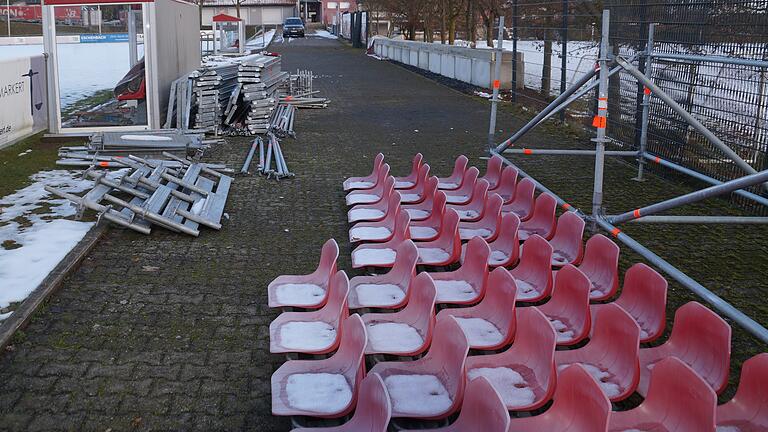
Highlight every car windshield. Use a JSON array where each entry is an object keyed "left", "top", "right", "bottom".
[{"left": 286, "top": 18, "right": 302, "bottom": 25}]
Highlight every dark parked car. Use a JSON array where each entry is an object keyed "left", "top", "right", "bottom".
[{"left": 283, "top": 17, "right": 305, "bottom": 38}]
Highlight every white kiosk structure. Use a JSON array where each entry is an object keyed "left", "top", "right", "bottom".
[{"left": 212, "top": 13, "right": 245, "bottom": 55}]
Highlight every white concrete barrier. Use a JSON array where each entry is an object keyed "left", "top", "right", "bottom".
[{"left": 373, "top": 38, "right": 523, "bottom": 90}]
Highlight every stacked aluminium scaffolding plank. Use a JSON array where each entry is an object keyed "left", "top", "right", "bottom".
[{"left": 231, "top": 55, "right": 289, "bottom": 134}]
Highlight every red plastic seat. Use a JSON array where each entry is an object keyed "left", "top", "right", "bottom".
[
  {"left": 402, "top": 176, "right": 440, "bottom": 221},
  {"left": 506, "top": 364, "right": 611, "bottom": 432},
  {"left": 509, "top": 235, "right": 553, "bottom": 302},
  {"left": 270, "top": 271, "right": 350, "bottom": 354},
  {"left": 459, "top": 193, "right": 503, "bottom": 242},
  {"left": 399, "top": 164, "right": 431, "bottom": 204},
  {"left": 447, "top": 177, "right": 488, "bottom": 219},
  {"left": 548, "top": 211, "right": 585, "bottom": 267},
  {"left": 590, "top": 263, "right": 668, "bottom": 343},
  {"left": 351, "top": 211, "right": 411, "bottom": 269},
  {"left": 518, "top": 193, "right": 557, "bottom": 241},
  {"left": 536, "top": 264, "right": 591, "bottom": 346},
  {"left": 438, "top": 267, "right": 517, "bottom": 350},
  {"left": 481, "top": 155, "right": 504, "bottom": 190},
  {"left": 394, "top": 153, "right": 423, "bottom": 190},
  {"left": 502, "top": 177, "right": 535, "bottom": 221},
  {"left": 349, "top": 192, "right": 402, "bottom": 243},
  {"left": 571, "top": 234, "right": 620, "bottom": 301},
  {"left": 409, "top": 191, "right": 447, "bottom": 241},
  {"left": 555, "top": 304, "right": 640, "bottom": 402},
  {"left": 268, "top": 238, "right": 340, "bottom": 308},
  {"left": 717, "top": 353, "right": 768, "bottom": 431},
  {"left": 427, "top": 236, "right": 490, "bottom": 305},
  {"left": 465, "top": 306, "right": 556, "bottom": 411},
  {"left": 347, "top": 183, "right": 398, "bottom": 224},
  {"left": 492, "top": 166, "right": 519, "bottom": 204},
  {"left": 609, "top": 357, "right": 717, "bottom": 432},
  {"left": 361, "top": 273, "right": 437, "bottom": 356},
  {"left": 368, "top": 315, "right": 470, "bottom": 419},
  {"left": 472, "top": 213, "right": 521, "bottom": 267},
  {"left": 443, "top": 167, "right": 479, "bottom": 205},
  {"left": 346, "top": 168, "right": 393, "bottom": 206},
  {"left": 638, "top": 301, "right": 731, "bottom": 396},
  {"left": 348, "top": 241, "right": 418, "bottom": 309},
  {"left": 272, "top": 314, "right": 366, "bottom": 418},
  {"left": 290, "top": 373, "right": 392, "bottom": 432},
  {"left": 438, "top": 155, "right": 469, "bottom": 190},
  {"left": 415, "top": 209, "right": 461, "bottom": 266},
  {"left": 343, "top": 153, "right": 384, "bottom": 191}
]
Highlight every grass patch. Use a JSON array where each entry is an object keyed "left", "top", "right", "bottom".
[
  {"left": 0, "top": 132, "right": 82, "bottom": 198},
  {"left": 61, "top": 89, "right": 115, "bottom": 119}
]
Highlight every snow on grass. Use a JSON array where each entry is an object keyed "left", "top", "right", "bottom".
[
  {"left": 384, "top": 374, "right": 452, "bottom": 416},
  {"left": 434, "top": 279, "right": 476, "bottom": 302},
  {"left": 17, "top": 149, "right": 32, "bottom": 157},
  {"left": 352, "top": 248, "right": 396, "bottom": 267},
  {"left": 467, "top": 367, "right": 536, "bottom": 407},
  {"left": 417, "top": 247, "right": 450, "bottom": 264},
  {"left": 278, "top": 321, "right": 336, "bottom": 351},
  {"left": 474, "top": 91, "right": 493, "bottom": 99},
  {"left": 286, "top": 373, "right": 352, "bottom": 413},
  {"left": 349, "top": 226, "right": 392, "bottom": 242},
  {"left": 312, "top": 30, "right": 338, "bottom": 40},
  {"left": 354, "top": 283, "right": 405, "bottom": 307},
  {"left": 274, "top": 283, "right": 325, "bottom": 306},
  {"left": 366, "top": 321, "right": 424, "bottom": 353},
  {"left": 454, "top": 317, "right": 503, "bottom": 346},
  {"left": 558, "top": 363, "right": 622, "bottom": 398}
]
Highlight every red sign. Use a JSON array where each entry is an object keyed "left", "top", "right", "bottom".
[
  {"left": 0, "top": 5, "right": 82, "bottom": 20},
  {"left": 42, "top": 0, "right": 152, "bottom": 5}
]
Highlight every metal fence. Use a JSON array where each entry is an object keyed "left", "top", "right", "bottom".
[{"left": 505, "top": 0, "right": 768, "bottom": 213}]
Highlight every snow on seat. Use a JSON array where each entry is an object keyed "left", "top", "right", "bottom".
[
  {"left": 590, "top": 263, "right": 668, "bottom": 343},
  {"left": 272, "top": 314, "right": 367, "bottom": 418},
  {"left": 502, "top": 177, "right": 536, "bottom": 221},
  {"left": 409, "top": 191, "right": 447, "bottom": 241},
  {"left": 506, "top": 364, "right": 611, "bottom": 432},
  {"left": 402, "top": 176, "right": 440, "bottom": 221},
  {"left": 290, "top": 373, "right": 392, "bottom": 432},
  {"left": 343, "top": 153, "right": 384, "bottom": 191},
  {"left": 361, "top": 273, "right": 436, "bottom": 356},
  {"left": 536, "top": 264, "right": 591, "bottom": 346},
  {"left": 609, "top": 357, "right": 717, "bottom": 432},
  {"left": 570, "top": 234, "right": 620, "bottom": 301},
  {"left": 481, "top": 154, "right": 504, "bottom": 190},
  {"left": 509, "top": 234, "right": 553, "bottom": 302},
  {"left": 638, "top": 301, "right": 731, "bottom": 397},
  {"left": 394, "top": 153, "right": 423, "bottom": 190},
  {"left": 458, "top": 193, "right": 503, "bottom": 241},
  {"left": 437, "top": 155, "right": 469, "bottom": 191},
  {"left": 402, "top": 376, "right": 510, "bottom": 432},
  {"left": 427, "top": 236, "right": 489, "bottom": 304},
  {"left": 268, "top": 238, "right": 339, "bottom": 308},
  {"left": 347, "top": 183, "right": 398, "bottom": 224},
  {"left": 716, "top": 353, "right": 768, "bottom": 431},
  {"left": 548, "top": 211, "right": 585, "bottom": 267},
  {"left": 447, "top": 177, "right": 488, "bottom": 221},
  {"left": 349, "top": 192, "right": 401, "bottom": 243},
  {"left": 369, "top": 315, "right": 470, "bottom": 419},
  {"left": 438, "top": 267, "right": 516, "bottom": 350},
  {"left": 465, "top": 307, "right": 556, "bottom": 411},
  {"left": 555, "top": 304, "right": 640, "bottom": 402},
  {"left": 492, "top": 165, "right": 519, "bottom": 203},
  {"left": 398, "top": 164, "right": 431, "bottom": 204},
  {"left": 352, "top": 211, "right": 411, "bottom": 268},
  {"left": 518, "top": 192, "right": 557, "bottom": 241},
  {"left": 269, "top": 271, "right": 350, "bottom": 354},
  {"left": 461, "top": 212, "right": 521, "bottom": 268},
  {"left": 345, "top": 166, "right": 392, "bottom": 206},
  {"left": 348, "top": 241, "right": 418, "bottom": 309},
  {"left": 443, "top": 167, "right": 479, "bottom": 205},
  {"left": 415, "top": 209, "right": 461, "bottom": 266}
]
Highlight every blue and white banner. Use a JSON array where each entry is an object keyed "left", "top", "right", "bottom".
[
  {"left": 0, "top": 55, "right": 47, "bottom": 149},
  {"left": 80, "top": 33, "right": 130, "bottom": 43}
]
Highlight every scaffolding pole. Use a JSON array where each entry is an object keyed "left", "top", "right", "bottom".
[
  {"left": 505, "top": 149, "right": 637, "bottom": 156},
  {"left": 590, "top": 9, "right": 611, "bottom": 231},
  {"left": 487, "top": 16, "right": 505, "bottom": 151},
  {"left": 634, "top": 23, "right": 654, "bottom": 181},
  {"left": 617, "top": 215, "right": 768, "bottom": 224}
]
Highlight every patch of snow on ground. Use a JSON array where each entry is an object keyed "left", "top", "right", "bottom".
[
  {"left": 474, "top": 91, "right": 493, "bottom": 98},
  {"left": 354, "top": 283, "right": 405, "bottom": 307},
  {"left": 274, "top": 283, "right": 325, "bottom": 306},
  {"left": 349, "top": 226, "right": 392, "bottom": 242},
  {"left": 454, "top": 317, "right": 503, "bottom": 346},
  {"left": 312, "top": 30, "right": 338, "bottom": 40},
  {"left": 278, "top": 321, "right": 336, "bottom": 351},
  {"left": 286, "top": 373, "right": 352, "bottom": 413},
  {"left": 558, "top": 363, "right": 621, "bottom": 398},
  {"left": 352, "top": 248, "right": 396, "bottom": 266},
  {"left": 366, "top": 322, "right": 424, "bottom": 353},
  {"left": 549, "top": 318, "right": 575, "bottom": 342},
  {"left": 434, "top": 279, "right": 476, "bottom": 302},
  {"left": 467, "top": 367, "right": 536, "bottom": 407},
  {"left": 348, "top": 208, "right": 384, "bottom": 222},
  {"left": 417, "top": 247, "right": 450, "bottom": 264},
  {"left": 384, "top": 374, "right": 452, "bottom": 416}
]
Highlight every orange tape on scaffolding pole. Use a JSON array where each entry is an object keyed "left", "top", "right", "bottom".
[
  {"left": 633, "top": 209, "right": 642, "bottom": 218},
  {"left": 644, "top": 87, "right": 651, "bottom": 95},
  {"left": 523, "top": 148, "right": 533, "bottom": 155},
  {"left": 592, "top": 115, "right": 607, "bottom": 128},
  {"left": 493, "top": 80, "right": 501, "bottom": 89},
  {"left": 611, "top": 227, "right": 621, "bottom": 237}
]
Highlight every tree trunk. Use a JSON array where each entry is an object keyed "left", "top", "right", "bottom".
[
  {"left": 448, "top": 17, "right": 456, "bottom": 45},
  {"left": 542, "top": 33, "right": 552, "bottom": 96},
  {"left": 440, "top": 0, "right": 446, "bottom": 44},
  {"left": 469, "top": 0, "right": 476, "bottom": 43},
  {"left": 485, "top": 13, "right": 494, "bottom": 48}
]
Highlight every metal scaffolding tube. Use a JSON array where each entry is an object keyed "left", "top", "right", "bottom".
[
  {"left": 618, "top": 215, "right": 768, "bottom": 224},
  {"left": 609, "top": 169, "right": 768, "bottom": 225},
  {"left": 487, "top": 16, "right": 505, "bottom": 151},
  {"left": 642, "top": 153, "right": 768, "bottom": 208},
  {"left": 651, "top": 52, "right": 768, "bottom": 69},
  {"left": 591, "top": 9, "right": 610, "bottom": 231},
  {"left": 635, "top": 24, "right": 655, "bottom": 181},
  {"left": 616, "top": 56, "right": 768, "bottom": 192},
  {"left": 504, "top": 149, "right": 637, "bottom": 156}
]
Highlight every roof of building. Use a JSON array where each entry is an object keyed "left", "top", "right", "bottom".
[{"left": 213, "top": 13, "right": 242, "bottom": 22}]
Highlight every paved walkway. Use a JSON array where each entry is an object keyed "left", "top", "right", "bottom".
[{"left": 0, "top": 36, "right": 766, "bottom": 431}]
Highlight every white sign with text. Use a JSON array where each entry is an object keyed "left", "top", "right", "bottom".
[{"left": 0, "top": 55, "right": 47, "bottom": 149}]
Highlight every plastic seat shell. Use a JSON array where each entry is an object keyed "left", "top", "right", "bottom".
[{"left": 268, "top": 238, "right": 339, "bottom": 308}]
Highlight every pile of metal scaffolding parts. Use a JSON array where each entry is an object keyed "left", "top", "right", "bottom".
[
  {"left": 46, "top": 152, "right": 232, "bottom": 237},
  {"left": 240, "top": 132, "right": 293, "bottom": 179}
]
